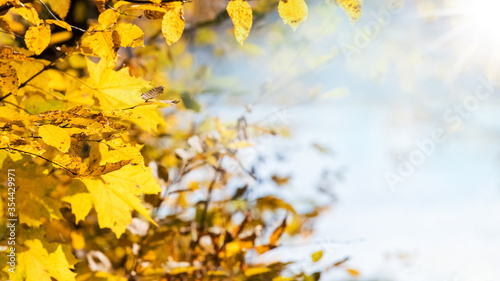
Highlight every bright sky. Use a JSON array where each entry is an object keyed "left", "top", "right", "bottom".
[{"left": 196, "top": 0, "right": 500, "bottom": 280}]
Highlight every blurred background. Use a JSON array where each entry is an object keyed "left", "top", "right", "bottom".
[{"left": 166, "top": 0, "right": 500, "bottom": 280}]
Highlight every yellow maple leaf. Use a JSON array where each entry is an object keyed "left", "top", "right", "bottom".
[
  {"left": 278, "top": 0, "right": 308, "bottom": 31},
  {"left": 86, "top": 58, "right": 149, "bottom": 109},
  {"left": 10, "top": 240, "right": 76, "bottom": 281},
  {"left": 63, "top": 192, "right": 93, "bottom": 223},
  {"left": 115, "top": 23, "right": 144, "bottom": 47},
  {"left": 25, "top": 24, "right": 51, "bottom": 55},
  {"left": 38, "top": 124, "right": 71, "bottom": 153},
  {"left": 162, "top": 2, "right": 185, "bottom": 45},
  {"left": 81, "top": 164, "right": 160, "bottom": 237},
  {"left": 227, "top": 0, "right": 253, "bottom": 45},
  {"left": 338, "top": 0, "right": 362, "bottom": 22},
  {"left": 106, "top": 104, "right": 166, "bottom": 133},
  {"left": 46, "top": 0, "right": 71, "bottom": 19}
]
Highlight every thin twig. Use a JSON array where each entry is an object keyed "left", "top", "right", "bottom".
[{"left": 0, "top": 147, "right": 77, "bottom": 176}]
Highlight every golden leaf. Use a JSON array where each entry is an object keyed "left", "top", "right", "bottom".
[
  {"left": 227, "top": 0, "right": 253, "bottom": 45},
  {"left": 82, "top": 165, "right": 160, "bottom": 237},
  {"left": 63, "top": 192, "right": 93, "bottom": 223},
  {"left": 161, "top": 2, "right": 185, "bottom": 45},
  {"left": 338, "top": 0, "right": 362, "bottom": 22},
  {"left": 46, "top": 19, "right": 72, "bottom": 31},
  {"left": 11, "top": 240, "right": 76, "bottom": 281},
  {"left": 46, "top": 0, "right": 71, "bottom": 19},
  {"left": 86, "top": 58, "right": 149, "bottom": 109},
  {"left": 13, "top": 6, "right": 40, "bottom": 26},
  {"left": 0, "top": 62, "right": 18, "bottom": 94},
  {"left": 269, "top": 217, "right": 287, "bottom": 245},
  {"left": 244, "top": 267, "right": 271, "bottom": 277},
  {"left": 25, "top": 24, "right": 51, "bottom": 55},
  {"left": 115, "top": 23, "right": 144, "bottom": 47},
  {"left": 82, "top": 26, "right": 120, "bottom": 62},
  {"left": 98, "top": 9, "right": 119, "bottom": 29},
  {"left": 312, "top": 250, "right": 323, "bottom": 262},
  {"left": 0, "top": 18, "right": 13, "bottom": 37},
  {"left": 70, "top": 231, "right": 86, "bottom": 250},
  {"left": 0, "top": 46, "right": 32, "bottom": 61},
  {"left": 278, "top": 0, "right": 308, "bottom": 30},
  {"left": 38, "top": 124, "right": 71, "bottom": 153},
  {"left": 94, "top": 0, "right": 106, "bottom": 13},
  {"left": 144, "top": 9, "right": 165, "bottom": 19},
  {"left": 346, "top": 268, "right": 360, "bottom": 277},
  {"left": 255, "top": 244, "right": 276, "bottom": 254}
]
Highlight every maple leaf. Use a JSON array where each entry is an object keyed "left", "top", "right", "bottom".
[
  {"left": 38, "top": 124, "right": 71, "bottom": 153},
  {"left": 86, "top": 58, "right": 149, "bottom": 109},
  {"left": 227, "top": 0, "right": 253, "bottom": 45},
  {"left": 278, "top": 0, "right": 308, "bottom": 30},
  {"left": 80, "top": 164, "right": 161, "bottom": 237},
  {"left": 24, "top": 25, "right": 51, "bottom": 55},
  {"left": 9, "top": 240, "right": 76, "bottom": 281},
  {"left": 162, "top": 2, "right": 185, "bottom": 45}
]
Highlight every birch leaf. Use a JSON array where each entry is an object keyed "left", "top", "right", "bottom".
[
  {"left": 13, "top": 7, "right": 40, "bottom": 26},
  {"left": 161, "top": 2, "right": 185, "bottom": 45},
  {"left": 278, "top": 0, "right": 308, "bottom": 30},
  {"left": 46, "top": 0, "right": 71, "bottom": 19},
  {"left": 25, "top": 25, "right": 51, "bottom": 55},
  {"left": 338, "top": 0, "right": 362, "bottom": 22},
  {"left": 227, "top": 0, "right": 253, "bottom": 45}
]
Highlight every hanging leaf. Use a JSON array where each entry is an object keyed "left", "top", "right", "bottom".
[
  {"left": 312, "top": 251, "right": 323, "bottom": 262},
  {"left": 46, "top": 0, "right": 71, "bottom": 19},
  {"left": 269, "top": 216, "right": 287, "bottom": 245},
  {"left": 94, "top": 0, "right": 106, "bottom": 13},
  {"left": 338, "top": 0, "right": 362, "bottom": 22},
  {"left": 46, "top": 19, "right": 72, "bottom": 31},
  {"left": 278, "top": 0, "right": 308, "bottom": 30},
  {"left": 98, "top": 9, "right": 118, "bottom": 29},
  {"left": 161, "top": 2, "right": 185, "bottom": 45},
  {"left": 25, "top": 24, "right": 51, "bottom": 55},
  {"left": 227, "top": 0, "right": 253, "bottom": 45}
]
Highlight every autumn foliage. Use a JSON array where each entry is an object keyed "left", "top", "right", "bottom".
[{"left": 0, "top": 0, "right": 361, "bottom": 280}]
